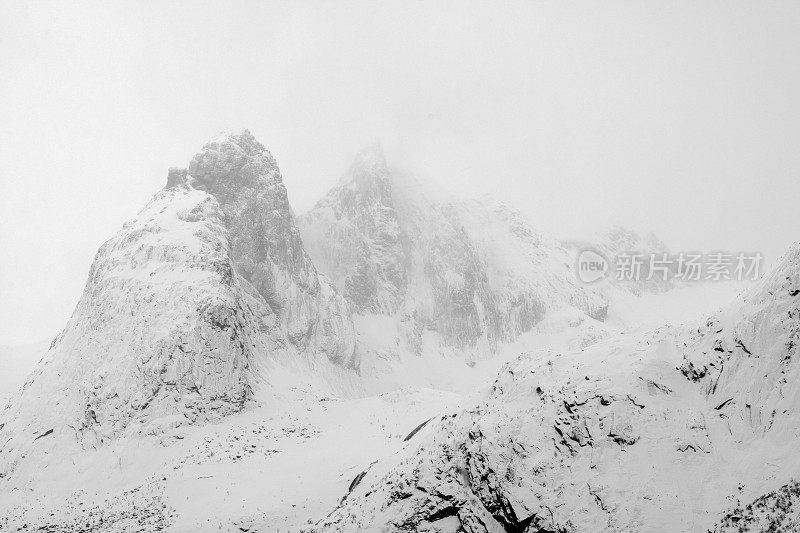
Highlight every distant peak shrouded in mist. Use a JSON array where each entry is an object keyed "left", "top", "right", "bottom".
[
  {"left": 299, "top": 138, "right": 608, "bottom": 345},
  {"left": 344, "top": 140, "right": 389, "bottom": 188}
]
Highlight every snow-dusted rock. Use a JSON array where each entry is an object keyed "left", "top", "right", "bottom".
[
  {"left": 715, "top": 479, "right": 800, "bottom": 532},
  {"left": 299, "top": 144, "right": 607, "bottom": 356},
  {"left": 679, "top": 243, "right": 800, "bottom": 441},
  {"left": 0, "top": 131, "right": 356, "bottom": 482},
  {"left": 299, "top": 143, "right": 406, "bottom": 315},
  {"left": 312, "top": 244, "right": 800, "bottom": 532},
  {"left": 185, "top": 131, "right": 355, "bottom": 365}
]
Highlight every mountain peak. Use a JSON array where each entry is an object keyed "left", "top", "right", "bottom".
[
  {"left": 187, "top": 130, "right": 277, "bottom": 195},
  {"left": 0, "top": 130, "right": 359, "bottom": 476},
  {"left": 347, "top": 140, "right": 388, "bottom": 187},
  {"left": 204, "top": 129, "right": 265, "bottom": 155}
]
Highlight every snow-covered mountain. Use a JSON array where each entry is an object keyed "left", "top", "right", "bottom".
[
  {"left": 299, "top": 144, "right": 608, "bottom": 359},
  {"left": 312, "top": 244, "right": 800, "bottom": 532},
  {"left": 0, "top": 131, "right": 766, "bottom": 532},
  {"left": 1, "top": 132, "right": 612, "bottom": 491},
  {"left": 0, "top": 131, "right": 357, "bottom": 482}
]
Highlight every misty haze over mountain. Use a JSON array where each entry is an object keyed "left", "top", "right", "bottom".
[
  {"left": 3, "top": 2, "right": 800, "bottom": 344},
  {"left": 2, "top": 3, "right": 800, "bottom": 532}
]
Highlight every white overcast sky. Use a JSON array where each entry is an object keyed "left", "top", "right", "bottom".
[{"left": 1, "top": 1, "right": 799, "bottom": 344}]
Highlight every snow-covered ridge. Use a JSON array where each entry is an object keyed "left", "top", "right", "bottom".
[
  {"left": 679, "top": 242, "right": 800, "bottom": 442},
  {"left": 312, "top": 243, "right": 800, "bottom": 532},
  {"left": 0, "top": 131, "right": 612, "bottom": 487}
]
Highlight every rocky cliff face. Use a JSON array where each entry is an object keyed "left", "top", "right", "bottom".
[
  {"left": 299, "top": 144, "right": 607, "bottom": 355},
  {"left": 677, "top": 244, "right": 800, "bottom": 451},
  {"left": 299, "top": 143, "right": 407, "bottom": 315},
  {"left": 0, "top": 131, "right": 356, "bottom": 480},
  {"left": 184, "top": 132, "right": 355, "bottom": 363},
  {"left": 312, "top": 244, "right": 800, "bottom": 532}
]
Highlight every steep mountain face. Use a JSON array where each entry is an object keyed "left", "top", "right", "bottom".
[
  {"left": 299, "top": 143, "right": 406, "bottom": 315},
  {"left": 299, "top": 145, "right": 607, "bottom": 355},
  {"left": 0, "top": 131, "right": 355, "bottom": 481},
  {"left": 679, "top": 244, "right": 800, "bottom": 440},
  {"left": 312, "top": 244, "right": 800, "bottom": 533},
  {"left": 183, "top": 133, "right": 355, "bottom": 361}
]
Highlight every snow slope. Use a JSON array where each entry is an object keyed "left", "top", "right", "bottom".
[
  {"left": 312, "top": 245, "right": 799, "bottom": 532},
  {"left": 0, "top": 282, "right": 734, "bottom": 532},
  {"left": 0, "top": 384, "right": 463, "bottom": 532}
]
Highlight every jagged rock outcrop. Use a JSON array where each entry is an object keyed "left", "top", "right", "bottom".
[
  {"left": 184, "top": 132, "right": 355, "bottom": 361},
  {"left": 0, "top": 131, "right": 356, "bottom": 481},
  {"left": 312, "top": 244, "right": 800, "bottom": 532},
  {"left": 299, "top": 144, "right": 607, "bottom": 355},
  {"left": 715, "top": 479, "right": 800, "bottom": 532}
]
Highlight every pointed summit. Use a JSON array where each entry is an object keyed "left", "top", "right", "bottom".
[
  {"left": 346, "top": 140, "right": 389, "bottom": 189},
  {"left": 299, "top": 143, "right": 607, "bottom": 351},
  {"left": 299, "top": 142, "right": 406, "bottom": 314}
]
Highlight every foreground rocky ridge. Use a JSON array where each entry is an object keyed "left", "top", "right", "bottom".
[{"left": 313, "top": 245, "right": 800, "bottom": 532}]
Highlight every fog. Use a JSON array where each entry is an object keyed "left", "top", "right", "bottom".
[{"left": 2, "top": 1, "right": 799, "bottom": 344}]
